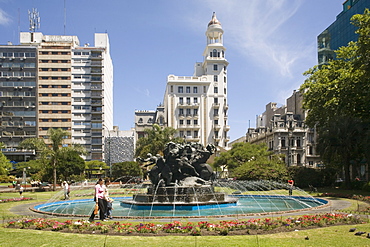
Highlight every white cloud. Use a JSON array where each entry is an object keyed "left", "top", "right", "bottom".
[
  {"left": 0, "top": 8, "right": 11, "bottom": 26},
  {"left": 185, "top": 0, "right": 312, "bottom": 79}
]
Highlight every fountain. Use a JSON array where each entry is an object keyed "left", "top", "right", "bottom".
[
  {"left": 31, "top": 142, "right": 328, "bottom": 218},
  {"left": 121, "top": 142, "right": 238, "bottom": 210}
]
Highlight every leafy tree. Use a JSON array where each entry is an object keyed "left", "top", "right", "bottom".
[
  {"left": 19, "top": 128, "right": 86, "bottom": 190},
  {"left": 214, "top": 142, "right": 287, "bottom": 181},
  {"left": 0, "top": 151, "right": 10, "bottom": 175},
  {"left": 300, "top": 10, "right": 370, "bottom": 187},
  {"left": 57, "top": 151, "right": 85, "bottom": 182},
  {"left": 135, "top": 124, "right": 184, "bottom": 158},
  {"left": 85, "top": 160, "right": 109, "bottom": 178},
  {"left": 112, "top": 161, "right": 143, "bottom": 179}
]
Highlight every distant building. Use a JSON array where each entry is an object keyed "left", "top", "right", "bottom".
[
  {"left": 246, "top": 91, "right": 321, "bottom": 168},
  {"left": 162, "top": 13, "right": 230, "bottom": 148},
  {"left": 0, "top": 31, "right": 113, "bottom": 162},
  {"left": 105, "top": 126, "right": 134, "bottom": 164},
  {"left": 318, "top": 0, "right": 370, "bottom": 65}
]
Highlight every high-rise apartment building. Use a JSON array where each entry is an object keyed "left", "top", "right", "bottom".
[
  {"left": 0, "top": 32, "right": 113, "bottom": 162},
  {"left": 0, "top": 46, "right": 37, "bottom": 150},
  {"left": 162, "top": 13, "right": 230, "bottom": 148},
  {"left": 318, "top": 0, "right": 370, "bottom": 65}
]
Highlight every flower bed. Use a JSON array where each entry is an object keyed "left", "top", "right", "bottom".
[
  {"left": 5, "top": 213, "right": 365, "bottom": 236},
  {"left": 0, "top": 197, "right": 33, "bottom": 203}
]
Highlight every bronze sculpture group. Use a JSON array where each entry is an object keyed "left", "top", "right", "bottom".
[{"left": 138, "top": 142, "right": 216, "bottom": 187}]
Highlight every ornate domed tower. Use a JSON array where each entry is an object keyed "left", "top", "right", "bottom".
[{"left": 164, "top": 12, "right": 230, "bottom": 148}]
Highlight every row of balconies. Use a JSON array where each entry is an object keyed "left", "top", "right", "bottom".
[
  {"left": 177, "top": 124, "right": 200, "bottom": 129},
  {"left": 177, "top": 102, "right": 199, "bottom": 108},
  {"left": 214, "top": 124, "right": 230, "bottom": 131},
  {"left": 178, "top": 113, "right": 199, "bottom": 119}
]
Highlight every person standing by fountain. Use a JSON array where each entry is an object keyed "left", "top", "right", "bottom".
[
  {"left": 288, "top": 179, "right": 294, "bottom": 195},
  {"left": 88, "top": 178, "right": 107, "bottom": 222},
  {"left": 104, "top": 179, "right": 113, "bottom": 219},
  {"left": 62, "top": 181, "right": 69, "bottom": 200}
]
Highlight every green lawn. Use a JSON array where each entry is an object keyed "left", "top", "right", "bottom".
[
  {"left": 1, "top": 187, "right": 370, "bottom": 246},
  {"left": 1, "top": 223, "right": 370, "bottom": 247}
]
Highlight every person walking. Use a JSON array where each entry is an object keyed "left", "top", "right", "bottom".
[
  {"left": 88, "top": 178, "right": 107, "bottom": 222},
  {"left": 288, "top": 179, "right": 294, "bottom": 196},
  {"left": 62, "top": 181, "right": 69, "bottom": 200},
  {"left": 104, "top": 179, "right": 113, "bottom": 219}
]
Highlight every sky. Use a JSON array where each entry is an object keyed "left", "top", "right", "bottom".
[{"left": 0, "top": 0, "right": 345, "bottom": 142}]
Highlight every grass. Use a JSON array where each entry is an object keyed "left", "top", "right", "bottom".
[
  {"left": 1, "top": 223, "right": 370, "bottom": 246},
  {"left": 1, "top": 187, "right": 370, "bottom": 246}
]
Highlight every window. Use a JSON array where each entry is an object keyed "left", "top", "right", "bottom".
[
  {"left": 138, "top": 118, "right": 143, "bottom": 123},
  {"left": 186, "top": 109, "right": 191, "bottom": 116},
  {"left": 178, "top": 86, "right": 183, "bottom": 93},
  {"left": 194, "top": 130, "right": 198, "bottom": 138},
  {"left": 179, "top": 97, "right": 183, "bottom": 104},
  {"left": 193, "top": 87, "right": 198, "bottom": 93},
  {"left": 170, "top": 85, "right": 173, "bottom": 93},
  {"left": 147, "top": 118, "right": 152, "bottom": 123},
  {"left": 281, "top": 137, "right": 286, "bottom": 148},
  {"left": 193, "top": 97, "right": 198, "bottom": 104},
  {"left": 212, "top": 49, "right": 217, "bottom": 57},
  {"left": 214, "top": 97, "right": 218, "bottom": 104},
  {"left": 194, "top": 120, "right": 198, "bottom": 125},
  {"left": 186, "top": 119, "right": 191, "bottom": 125},
  {"left": 186, "top": 97, "right": 190, "bottom": 105},
  {"left": 214, "top": 108, "right": 218, "bottom": 116},
  {"left": 214, "top": 120, "right": 219, "bottom": 125},
  {"left": 186, "top": 131, "right": 191, "bottom": 137},
  {"left": 214, "top": 75, "right": 218, "bottom": 82},
  {"left": 213, "top": 64, "right": 218, "bottom": 71},
  {"left": 203, "top": 86, "right": 206, "bottom": 93},
  {"left": 297, "top": 137, "right": 301, "bottom": 147},
  {"left": 224, "top": 76, "right": 227, "bottom": 83},
  {"left": 186, "top": 87, "right": 190, "bottom": 93},
  {"left": 214, "top": 87, "right": 218, "bottom": 93},
  {"left": 179, "top": 120, "right": 184, "bottom": 125},
  {"left": 179, "top": 131, "right": 184, "bottom": 137},
  {"left": 179, "top": 108, "right": 184, "bottom": 115},
  {"left": 214, "top": 130, "right": 219, "bottom": 138},
  {"left": 193, "top": 109, "right": 198, "bottom": 116}
]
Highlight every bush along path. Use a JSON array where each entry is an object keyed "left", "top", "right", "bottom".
[{"left": 5, "top": 213, "right": 366, "bottom": 236}]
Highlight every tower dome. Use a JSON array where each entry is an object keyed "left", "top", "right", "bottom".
[{"left": 208, "top": 12, "right": 221, "bottom": 27}]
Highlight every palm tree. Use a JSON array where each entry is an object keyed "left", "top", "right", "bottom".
[
  {"left": 20, "top": 128, "right": 86, "bottom": 191},
  {"left": 135, "top": 124, "right": 183, "bottom": 158}
]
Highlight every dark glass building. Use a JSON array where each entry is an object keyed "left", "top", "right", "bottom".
[{"left": 318, "top": 0, "right": 370, "bottom": 65}]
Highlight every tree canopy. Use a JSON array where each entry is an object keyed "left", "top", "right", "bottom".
[
  {"left": 135, "top": 124, "right": 184, "bottom": 158},
  {"left": 300, "top": 10, "right": 370, "bottom": 186},
  {"left": 213, "top": 142, "right": 288, "bottom": 181}
]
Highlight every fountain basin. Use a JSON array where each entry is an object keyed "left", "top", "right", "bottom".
[{"left": 31, "top": 195, "right": 328, "bottom": 218}]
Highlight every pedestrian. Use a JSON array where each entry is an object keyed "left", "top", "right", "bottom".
[
  {"left": 104, "top": 179, "right": 113, "bottom": 219},
  {"left": 88, "top": 178, "right": 107, "bottom": 222},
  {"left": 288, "top": 179, "right": 294, "bottom": 195},
  {"left": 19, "top": 185, "right": 24, "bottom": 198},
  {"left": 62, "top": 181, "right": 69, "bottom": 200}
]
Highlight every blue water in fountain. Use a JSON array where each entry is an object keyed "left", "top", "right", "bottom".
[{"left": 33, "top": 180, "right": 328, "bottom": 218}]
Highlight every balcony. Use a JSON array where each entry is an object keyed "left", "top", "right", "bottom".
[
  {"left": 224, "top": 104, "right": 229, "bottom": 110},
  {"left": 214, "top": 124, "right": 221, "bottom": 130},
  {"left": 224, "top": 125, "right": 230, "bottom": 131},
  {"left": 212, "top": 103, "right": 220, "bottom": 108}
]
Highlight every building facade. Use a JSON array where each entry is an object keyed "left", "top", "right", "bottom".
[
  {"left": 318, "top": 0, "right": 370, "bottom": 65},
  {"left": 0, "top": 46, "right": 37, "bottom": 150},
  {"left": 0, "top": 32, "right": 113, "bottom": 162},
  {"left": 163, "top": 13, "right": 230, "bottom": 148},
  {"left": 246, "top": 91, "right": 321, "bottom": 168}
]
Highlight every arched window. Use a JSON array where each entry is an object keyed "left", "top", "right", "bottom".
[
  {"left": 147, "top": 118, "right": 152, "bottom": 123},
  {"left": 138, "top": 118, "right": 143, "bottom": 123},
  {"left": 212, "top": 49, "right": 217, "bottom": 57}
]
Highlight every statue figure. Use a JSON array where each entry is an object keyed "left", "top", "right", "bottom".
[{"left": 138, "top": 142, "right": 217, "bottom": 187}]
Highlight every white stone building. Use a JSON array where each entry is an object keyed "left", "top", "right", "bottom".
[{"left": 163, "top": 13, "right": 230, "bottom": 148}]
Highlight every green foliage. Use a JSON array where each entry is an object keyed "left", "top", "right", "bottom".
[
  {"left": 0, "top": 151, "right": 10, "bottom": 175},
  {"left": 288, "top": 166, "right": 337, "bottom": 188},
  {"left": 112, "top": 161, "right": 143, "bottom": 179},
  {"left": 214, "top": 142, "right": 288, "bottom": 180},
  {"left": 300, "top": 10, "right": 370, "bottom": 187},
  {"left": 85, "top": 160, "right": 108, "bottom": 170},
  {"left": 135, "top": 124, "right": 184, "bottom": 158},
  {"left": 57, "top": 151, "right": 85, "bottom": 181}
]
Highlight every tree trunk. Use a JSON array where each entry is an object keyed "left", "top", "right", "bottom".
[{"left": 53, "top": 160, "right": 57, "bottom": 191}]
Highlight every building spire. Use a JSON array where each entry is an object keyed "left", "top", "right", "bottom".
[{"left": 208, "top": 12, "right": 221, "bottom": 27}]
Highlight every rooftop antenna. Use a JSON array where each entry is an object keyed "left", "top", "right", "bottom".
[
  {"left": 64, "top": 0, "right": 66, "bottom": 35},
  {"left": 28, "top": 8, "right": 40, "bottom": 32}
]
